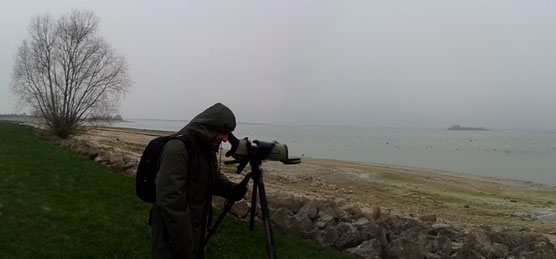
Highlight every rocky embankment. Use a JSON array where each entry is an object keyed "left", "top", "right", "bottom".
[
  {"left": 217, "top": 194, "right": 555, "bottom": 258},
  {"left": 39, "top": 128, "right": 555, "bottom": 258}
]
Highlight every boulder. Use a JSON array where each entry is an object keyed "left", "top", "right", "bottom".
[
  {"left": 352, "top": 218, "right": 388, "bottom": 246},
  {"left": 230, "top": 200, "right": 250, "bottom": 218},
  {"left": 316, "top": 201, "right": 346, "bottom": 223},
  {"left": 297, "top": 200, "right": 318, "bottom": 220},
  {"left": 485, "top": 229, "right": 547, "bottom": 249},
  {"left": 267, "top": 193, "right": 307, "bottom": 213},
  {"left": 510, "top": 240, "right": 556, "bottom": 259},
  {"left": 285, "top": 213, "right": 313, "bottom": 236},
  {"left": 334, "top": 222, "right": 367, "bottom": 250},
  {"left": 428, "top": 224, "right": 459, "bottom": 239},
  {"left": 451, "top": 247, "right": 486, "bottom": 259},
  {"left": 86, "top": 148, "right": 100, "bottom": 160},
  {"left": 123, "top": 168, "right": 136, "bottom": 177},
  {"left": 491, "top": 242, "right": 509, "bottom": 258},
  {"left": 270, "top": 207, "right": 294, "bottom": 230},
  {"left": 311, "top": 226, "right": 340, "bottom": 247},
  {"left": 342, "top": 205, "right": 365, "bottom": 221},
  {"left": 212, "top": 196, "right": 226, "bottom": 210},
  {"left": 391, "top": 226, "right": 430, "bottom": 250},
  {"left": 345, "top": 238, "right": 383, "bottom": 259},
  {"left": 423, "top": 235, "right": 452, "bottom": 257},
  {"left": 314, "top": 213, "right": 337, "bottom": 229},
  {"left": 111, "top": 157, "right": 127, "bottom": 171},
  {"left": 388, "top": 215, "right": 422, "bottom": 234},
  {"left": 464, "top": 230, "right": 497, "bottom": 258},
  {"left": 387, "top": 238, "right": 423, "bottom": 259},
  {"left": 94, "top": 153, "right": 111, "bottom": 164}
]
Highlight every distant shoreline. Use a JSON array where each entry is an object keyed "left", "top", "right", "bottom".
[{"left": 447, "top": 124, "right": 490, "bottom": 131}]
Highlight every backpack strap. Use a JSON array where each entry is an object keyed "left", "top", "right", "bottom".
[{"left": 173, "top": 134, "right": 197, "bottom": 163}]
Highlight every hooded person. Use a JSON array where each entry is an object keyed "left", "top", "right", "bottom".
[{"left": 151, "top": 103, "right": 247, "bottom": 259}]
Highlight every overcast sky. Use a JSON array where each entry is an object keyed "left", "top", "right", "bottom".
[{"left": 1, "top": 1, "right": 555, "bottom": 129}]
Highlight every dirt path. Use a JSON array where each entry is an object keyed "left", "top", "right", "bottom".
[{"left": 74, "top": 126, "right": 556, "bottom": 242}]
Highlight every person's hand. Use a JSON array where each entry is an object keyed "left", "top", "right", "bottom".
[
  {"left": 225, "top": 133, "right": 240, "bottom": 157},
  {"left": 229, "top": 183, "right": 247, "bottom": 201}
]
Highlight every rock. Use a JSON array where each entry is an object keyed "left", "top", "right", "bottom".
[
  {"left": 393, "top": 225, "right": 430, "bottom": 248},
  {"left": 352, "top": 217, "right": 371, "bottom": 226},
  {"left": 345, "top": 238, "right": 383, "bottom": 259},
  {"left": 334, "top": 222, "right": 367, "bottom": 249},
  {"left": 464, "top": 230, "right": 497, "bottom": 258},
  {"left": 121, "top": 162, "right": 136, "bottom": 171},
  {"left": 387, "top": 238, "right": 423, "bottom": 259},
  {"left": 315, "top": 221, "right": 327, "bottom": 229},
  {"left": 314, "top": 213, "right": 337, "bottom": 229},
  {"left": 267, "top": 193, "right": 307, "bottom": 213},
  {"left": 212, "top": 196, "right": 226, "bottom": 210},
  {"left": 424, "top": 235, "right": 452, "bottom": 257},
  {"left": 111, "top": 157, "right": 127, "bottom": 171},
  {"left": 94, "top": 154, "right": 110, "bottom": 164},
  {"left": 316, "top": 200, "right": 346, "bottom": 222},
  {"left": 354, "top": 218, "right": 388, "bottom": 246},
  {"left": 87, "top": 149, "right": 99, "bottom": 160},
  {"left": 286, "top": 213, "right": 314, "bottom": 236},
  {"left": 270, "top": 207, "right": 294, "bottom": 230},
  {"left": 230, "top": 200, "right": 251, "bottom": 218},
  {"left": 451, "top": 247, "right": 486, "bottom": 259},
  {"left": 486, "top": 229, "right": 548, "bottom": 250},
  {"left": 419, "top": 214, "right": 437, "bottom": 225},
  {"left": 491, "top": 242, "right": 509, "bottom": 258},
  {"left": 388, "top": 215, "right": 422, "bottom": 234},
  {"left": 297, "top": 200, "right": 318, "bottom": 220},
  {"left": 510, "top": 240, "right": 556, "bottom": 259},
  {"left": 314, "top": 227, "right": 340, "bottom": 247},
  {"left": 342, "top": 205, "right": 364, "bottom": 221},
  {"left": 123, "top": 168, "right": 136, "bottom": 177},
  {"left": 429, "top": 224, "right": 459, "bottom": 239}
]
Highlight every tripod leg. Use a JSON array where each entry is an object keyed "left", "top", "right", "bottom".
[
  {"left": 249, "top": 176, "right": 258, "bottom": 230},
  {"left": 256, "top": 174, "right": 277, "bottom": 259}
]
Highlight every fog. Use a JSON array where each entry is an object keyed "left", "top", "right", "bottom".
[{"left": 1, "top": 0, "right": 555, "bottom": 129}]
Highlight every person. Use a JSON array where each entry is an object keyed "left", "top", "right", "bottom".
[{"left": 151, "top": 103, "right": 247, "bottom": 259}]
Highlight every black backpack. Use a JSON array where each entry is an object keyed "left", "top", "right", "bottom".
[{"left": 136, "top": 134, "right": 196, "bottom": 203}]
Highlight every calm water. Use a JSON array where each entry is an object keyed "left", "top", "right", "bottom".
[{"left": 111, "top": 119, "right": 556, "bottom": 186}]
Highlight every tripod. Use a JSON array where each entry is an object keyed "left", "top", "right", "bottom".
[{"left": 204, "top": 158, "right": 277, "bottom": 259}]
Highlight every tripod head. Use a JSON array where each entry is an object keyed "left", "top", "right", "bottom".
[{"left": 224, "top": 133, "right": 301, "bottom": 174}]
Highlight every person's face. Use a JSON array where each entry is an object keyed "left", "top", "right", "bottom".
[{"left": 212, "top": 133, "right": 229, "bottom": 147}]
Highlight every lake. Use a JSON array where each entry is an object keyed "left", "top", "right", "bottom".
[{"left": 112, "top": 119, "right": 556, "bottom": 186}]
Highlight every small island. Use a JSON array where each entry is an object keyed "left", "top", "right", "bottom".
[{"left": 447, "top": 124, "right": 490, "bottom": 131}]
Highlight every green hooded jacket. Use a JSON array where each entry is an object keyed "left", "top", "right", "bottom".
[{"left": 151, "top": 103, "right": 237, "bottom": 259}]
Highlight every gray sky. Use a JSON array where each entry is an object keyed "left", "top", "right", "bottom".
[{"left": 1, "top": 0, "right": 555, "bottom": 129}]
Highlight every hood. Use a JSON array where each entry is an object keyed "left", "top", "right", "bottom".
[{"left": 178, "top": 103, "right": 236, "bottom": 145}]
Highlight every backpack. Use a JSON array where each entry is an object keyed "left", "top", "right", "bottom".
[{"left": 136, "top": 134, "right": 196, "bottom": 203}]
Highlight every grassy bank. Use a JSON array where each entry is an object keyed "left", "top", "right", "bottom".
[{"left": 0, "top": 122, "right": 352, "bottom": 258}]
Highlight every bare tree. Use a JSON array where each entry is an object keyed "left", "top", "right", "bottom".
[{"left": 11, "top": 10, "right": 130, "bottom": 138}]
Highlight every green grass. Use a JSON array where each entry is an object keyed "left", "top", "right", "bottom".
[{"left": 0, "top": 122, "right": 353, "bottom": 259}]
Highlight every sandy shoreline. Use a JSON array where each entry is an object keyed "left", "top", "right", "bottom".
[{"left": 51, "top": 125, "right": 556, "bottom": 242}]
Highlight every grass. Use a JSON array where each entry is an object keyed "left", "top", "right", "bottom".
[{"left": 0, "top": 122, "right": 353, "bottom": 259}]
